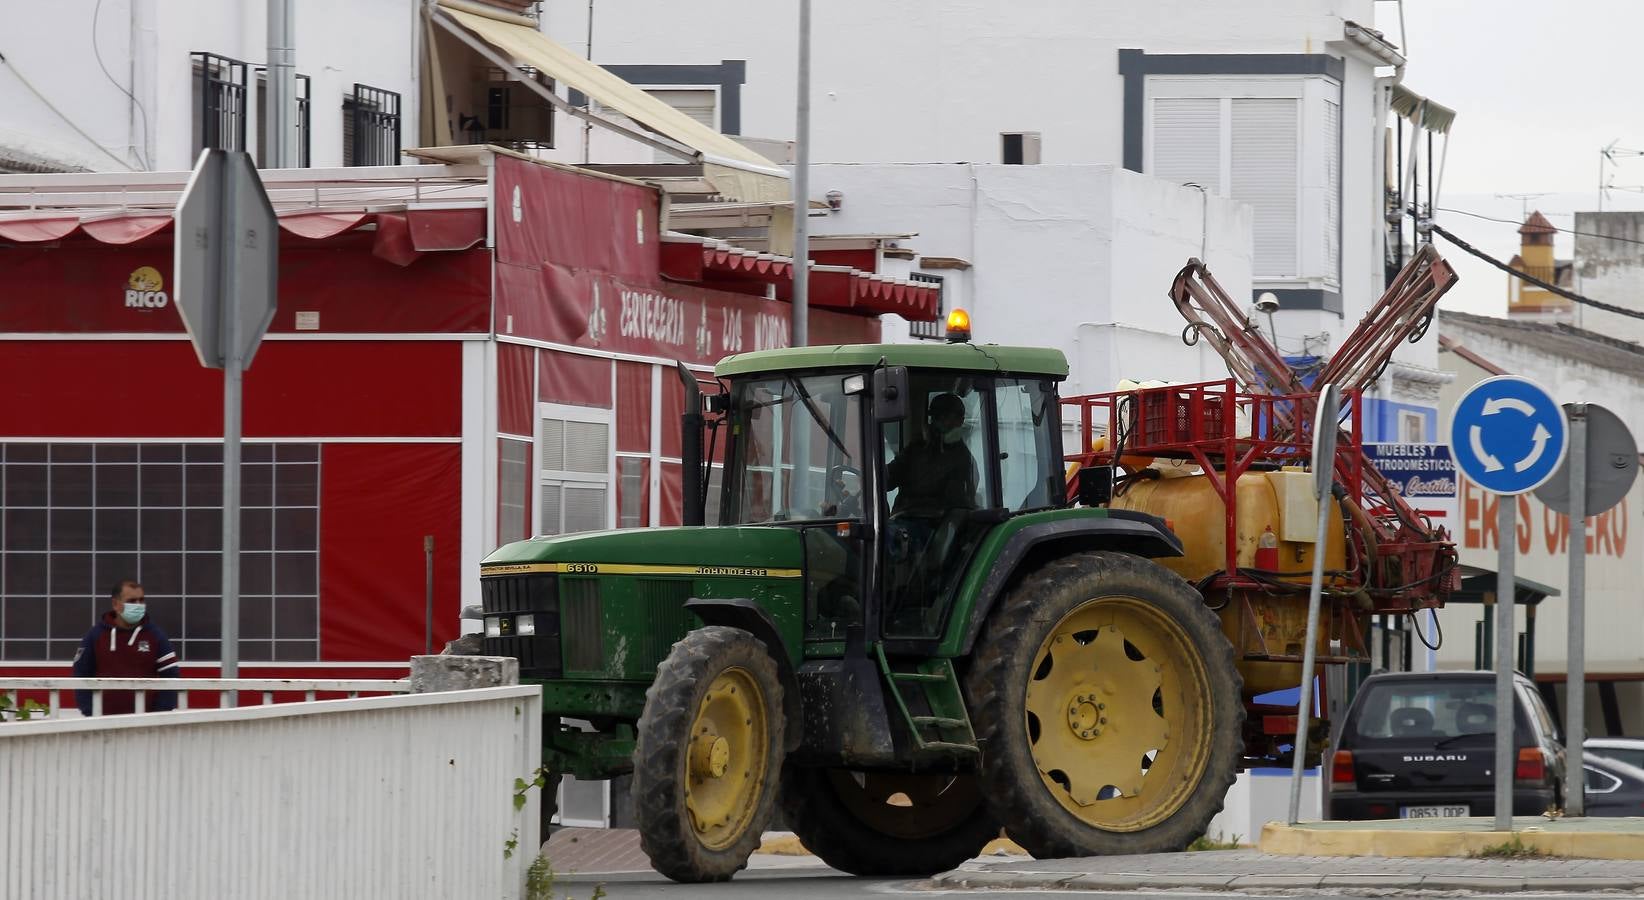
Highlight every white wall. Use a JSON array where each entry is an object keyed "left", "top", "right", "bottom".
[
  {"left": 0, "top": 686, "right": 542, "bottom": 900},
  {"left": 804, "top": 163, "right": 1253, "bottom": 395},
  {"left": 0, "top": 0, "right": 423, "bottom": 173},
  {"left": 1572, "top": 212, "right": 1644, "bottom": 346},
  {"left": 543, "top": 0, "right": 1369, "bottom": 163}
]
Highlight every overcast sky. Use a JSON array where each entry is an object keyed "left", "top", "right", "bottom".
[{"left": 1379, "top": 1, "right": 1644, "bottom": 316}]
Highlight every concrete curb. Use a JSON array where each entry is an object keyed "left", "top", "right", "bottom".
[
  {"left": 1260, "top": 821, "right": 1644, "bottom": 861},
  {"left": 928, "top": 868, "right": 1644, "bottom": 893}
]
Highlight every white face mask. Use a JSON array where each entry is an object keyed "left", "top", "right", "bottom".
[{"left": 942, "top": 425, "right": 966, "bottom": 445}]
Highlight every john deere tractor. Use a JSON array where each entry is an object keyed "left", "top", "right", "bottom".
[{"left": 476, "top": 330, "right": 1247, "bottom": 882}]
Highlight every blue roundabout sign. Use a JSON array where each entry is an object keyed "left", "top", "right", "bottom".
[{"left": 1448, "top": 375, "right": 1568, "bottom": 496}]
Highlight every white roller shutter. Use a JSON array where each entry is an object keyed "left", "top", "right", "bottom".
[
  {"left": 1231, "top": 98, "right": 1299, "bottom": 279},
  {"left": 648, "top": 89, "right": 717, "bottom": 163},
  {"left": 1150, "top": 98, "right": 1221, "bottom": 194},
  {"left": 1324, "top": 100, "right": 1341, "bottom": 282}
]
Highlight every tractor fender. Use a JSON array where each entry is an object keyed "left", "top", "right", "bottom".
[
  {"left": 682, "top": 597, "right": 805, "bottom": 752},
  {"left": 955, "top": 511, "right": 1182, "bottom": 656}
]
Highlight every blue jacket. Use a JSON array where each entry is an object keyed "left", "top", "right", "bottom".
[{"left": 73, "top": 612, "right": 180, "bottom": 715}]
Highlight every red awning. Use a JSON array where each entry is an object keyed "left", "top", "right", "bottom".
[
  {"left": 659, "top": 234, "right": 938, "bottom": 321},
  {"left": 0, "top": 208, "right": 488, "bottom": 265}
]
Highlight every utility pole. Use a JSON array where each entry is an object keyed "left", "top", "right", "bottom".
[
  {"left": 790, "top": 0, "right": 811, "bottom": 347},
  {"left": 266, "top": 0, "right": 297, "bottom": 167}
]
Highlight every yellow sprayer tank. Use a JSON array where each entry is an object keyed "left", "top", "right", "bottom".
[{"left": 1112, "top": 467, "right": 1349, "bottom": 695}]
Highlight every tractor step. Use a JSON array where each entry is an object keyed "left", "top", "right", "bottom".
[
  {"left": 910, "top": 715, "right": 968, "bottom": 729},
  {"left": 889, "top": 671, "right": 948, "bottom": 683},
  {"left": 874, "top": 643, "right": 981, "bottom": 757}
]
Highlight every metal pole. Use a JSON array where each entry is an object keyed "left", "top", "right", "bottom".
[
  {"left": 581, "top": 0, "right": 594, "bottom": 164},
  {"left": 1289, "top": 385, "right": 1338, "bottom": 825},
  {"left": 790, "top": 0, "right": 811, "bottom": 347},
  {"left": 424, "top": 535, "right": 435, "bottom": 655},
  {"left": 1494, "top": 495, "right": 1517, "bottom": 831},
  {"left": 220, "top": 168, "right": 243, "bottom": 693},
  {"left": 266, "top": 0, "right": 297, "bottom": 167},
  {"left": 1564, "top": 406, "right": 1588, "bottom": 815},
  {"left": 1286, "top": 484, "right": 1334, "bottom": 823}
]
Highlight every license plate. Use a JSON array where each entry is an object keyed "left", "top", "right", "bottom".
[{"left": 1400, "top": 805, "right": 1469, "bottom": 818}]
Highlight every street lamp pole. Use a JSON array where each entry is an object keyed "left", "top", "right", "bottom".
[{"left": 790, "top": 0, "right": 811, "bottom": 347}]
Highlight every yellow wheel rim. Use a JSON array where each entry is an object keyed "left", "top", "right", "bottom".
[
  {"left": 1024, "top": 596, "right": 1212, "bottom": 832},
  {"left": 684, "top": 667, "right": 768, "bottom": 850}
]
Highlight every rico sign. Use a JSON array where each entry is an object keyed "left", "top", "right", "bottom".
[{"left": 124, "top": 266, "right": 170, "bottom": 310}]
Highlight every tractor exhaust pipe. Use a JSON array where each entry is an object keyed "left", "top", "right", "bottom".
[{"left": 675, "top": 361, "right": 705, "bottom": 526}]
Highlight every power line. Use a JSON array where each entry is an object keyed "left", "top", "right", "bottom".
[
  {"left": 1437, "top": 207, "right": 1644, "bottom": 248},
  {"left": 91, "top": 0, "right": 151, "bottom": 170},
  {"left": 1429, "top": 223, "right": 1644, "bottom": 321},
  {"left": 0, "top": 49, "right": 135, "bottom": 172}
]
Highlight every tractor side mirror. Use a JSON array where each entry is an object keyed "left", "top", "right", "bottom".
[
  {"left": 1076, "top": 466, "right": 1114, "bottom": 507},
  {"left": 872, "top": 366, "right": 909, "bottom": 422}
]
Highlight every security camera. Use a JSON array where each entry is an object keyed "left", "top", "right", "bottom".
[{"left": 1255, "top": 292, "right": 1281, "bottom": 314}]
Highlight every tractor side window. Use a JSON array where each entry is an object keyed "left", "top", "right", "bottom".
[{"left": 995, "top": 379, "right": 1059, "bottom": 511}]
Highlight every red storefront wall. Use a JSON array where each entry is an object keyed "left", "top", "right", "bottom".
[{"left": 0, "top": 226, "right": 487, "bottom": 677}]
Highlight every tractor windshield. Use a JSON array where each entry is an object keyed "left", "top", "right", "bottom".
[{"left": 726, "top": 373, "right": 865, "bottom": 524}]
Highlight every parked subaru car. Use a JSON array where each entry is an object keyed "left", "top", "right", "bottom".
[
  {"left": 1584, "top": 753, "right": 1644, "bottom": 817},
  {"left": 1327, "top": 671, "right": 1565, "bottom": 820}
]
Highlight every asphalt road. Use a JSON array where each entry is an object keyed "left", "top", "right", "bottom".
[{"left": 554, "top": 867, "right": 1612, "bottom": 899}]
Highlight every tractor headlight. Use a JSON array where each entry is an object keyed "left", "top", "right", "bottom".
[
  {"left": 484, "top": 617, "right": 502, "bottom": 638},
  {"left": 842, "top": 373, "right": 867, "bottom": 395},
  {"left": 516, "top": 614, "right": 535, "bottom": 636}
]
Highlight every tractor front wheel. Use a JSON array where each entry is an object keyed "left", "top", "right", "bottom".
[
  {"left": 965, "top": 551, "right": 1243, "bottom": 858},
  {"left": 779, "top": 766, "right": 1000, "bottom": 876},
  {"left": 633, "top": 626, "right": 786, "bottom": 882}
]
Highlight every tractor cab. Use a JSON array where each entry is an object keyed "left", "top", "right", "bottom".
[{"left": 707, "top": 332, "right": 1069, "bottom": 651}]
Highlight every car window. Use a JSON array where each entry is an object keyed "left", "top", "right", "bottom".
[
  {"left": 1349, "top": 680, "right": 1509, "bottom": 740},
  {"left": 1586, "top": 766, "right": 1622, "bottom": 793},
  {"left": 1522, "top": 684, "right": 1560, "bottom": 743},
  {"left": 1590, "top": 747, "right": 1644, "bottom": 769}
]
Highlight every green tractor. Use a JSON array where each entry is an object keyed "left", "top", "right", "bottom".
[{"left": 476, "top": 338, "right": 1243, "bottom": 882}]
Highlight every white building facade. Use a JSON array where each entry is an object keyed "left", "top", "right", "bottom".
[
  {"left": 535, "top": 0, "right": 1444, "bottom": 432},
  {"left": 0, "top": 0, "right": 425, "bottom": 173}
]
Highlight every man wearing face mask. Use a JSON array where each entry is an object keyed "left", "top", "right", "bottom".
[{"left": 72, "top": 579, "right": 180, "bottom": 716}]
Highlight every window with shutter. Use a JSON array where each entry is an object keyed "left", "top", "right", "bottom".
[
  {"left": 1231, "top": 98, "right": 1299, "bottom": 278},
  {"left": 1150, "top": 98, "right": 1222, "bottom": 194},
  {"left": 646, "top": 89, "right": 717, "bottom": 163},
  {"left": 1145, "top": 76, "right": 1340, "bottom": 288},
  {"left": 1324, "top": 100, "right": 1341, "bottom": 283}
]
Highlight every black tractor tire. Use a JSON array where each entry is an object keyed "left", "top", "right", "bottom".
[
  {"left": 779, "top": 765, "right": 1000, "bottom": 876},
  {"left": 633, "top": 626, "right": 786, "bottom": 883},
  {"left": 964, "top": 551, "right": 1243, "bottom": 858}
]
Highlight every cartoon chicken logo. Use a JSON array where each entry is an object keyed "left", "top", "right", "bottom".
[{"left": 124, "top": 266, "right": 169, "bottom": 310}]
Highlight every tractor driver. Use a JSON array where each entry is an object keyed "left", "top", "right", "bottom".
[{"left": 885, "top": 392, "right": 979, "bottom": 517}]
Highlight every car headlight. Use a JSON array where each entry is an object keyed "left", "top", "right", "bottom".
[
  {"left": 484, "top": 617, "right": 502, "bottom": 638},
  {"left": 516, "top": 614, "right": 535, "bottom": 636}
]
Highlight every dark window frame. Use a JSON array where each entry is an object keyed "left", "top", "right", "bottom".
[
  {"left": 254, "top": 70, "right": 313, "bottom": 168},
  {"left": 191, "top": 52, "right": 249, "bottom": 154},
  {"left": 907, "top": 273, "right": 945, "bottom": 341},
  {"left": 343, "top": 83, "right": 402, "bottom": 167}
]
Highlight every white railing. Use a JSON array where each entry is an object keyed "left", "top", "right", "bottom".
[
  {"left": 0, "top": 684, "right": 543, "bottom": 900},
  {"left": 0, "top": 676, "right": 409, "bottom": 718}
]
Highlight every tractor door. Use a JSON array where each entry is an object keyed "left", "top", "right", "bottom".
[
  {"left": 879, "top": 375, "right": 1064, "bottom": 641},
  {"left": 722, "top": 372, "right": 869, "bottom": 643}
]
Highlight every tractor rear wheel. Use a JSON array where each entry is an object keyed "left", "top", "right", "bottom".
[
  {"left": 633, "top": 626, "right": 786, "bottom": 883},
  {"left": 965, "top": 551, "right": 1243, "bottom": 858},
  {"left": 779, "top": 766, "right": 999, "bottom": 876}
]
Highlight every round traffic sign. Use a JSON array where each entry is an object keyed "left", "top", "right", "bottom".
[
  {"left": 1448, "top": 375, "right": 1568, "bottom": 495},
  {"left": 1534, "top": 403, "right": 1639, "bottom": 516}
]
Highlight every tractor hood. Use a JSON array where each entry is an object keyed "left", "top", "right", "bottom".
[{"left": 481, "top": 526, "right": 805, "bottom": 576}]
